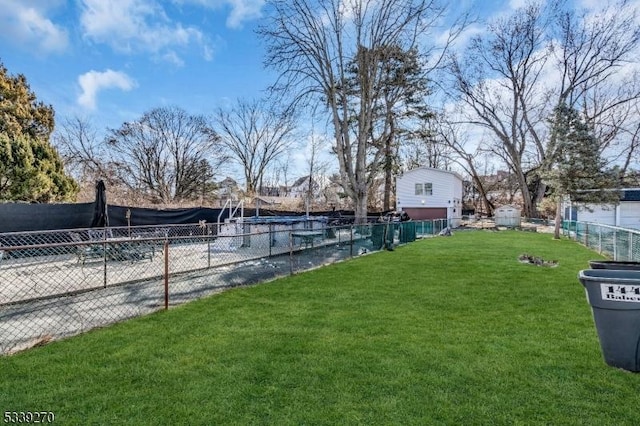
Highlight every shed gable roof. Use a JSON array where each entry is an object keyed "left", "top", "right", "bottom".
[{"left": 398, "top": 167, "right": 463, "bottom": 182}]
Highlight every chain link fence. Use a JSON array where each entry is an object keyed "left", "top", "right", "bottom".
[
  {"left": 563, "top": 221, "right": 640, "bottom": 261},
  {"left": 0, "top": 218, "right": 450, "bottom": 355}
]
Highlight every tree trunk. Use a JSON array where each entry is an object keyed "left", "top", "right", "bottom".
[
  {"left": 514, "top": 167, "right": 535, "bottom": 218},
  {"left": 354, "top": 184, "right": 369, "bottom": 225},
  {"left": 533, "top": 181, "right": 547, "bottom": 216},
  {"left": 383, "top": 134, "right": 393, "bottom": 211},
  {"left": 553, "top": 198, "right": 562, "bottom": 240}
]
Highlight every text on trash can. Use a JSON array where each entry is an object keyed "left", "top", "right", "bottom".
[{"left": 600, "top": 283, "right": 640, "bottom": 302}]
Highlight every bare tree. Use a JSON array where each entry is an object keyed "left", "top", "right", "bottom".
[
  {"left": 107, "top": 106, "right": 226, "bottom": 204},
  {"left": 619, "top": 108, "right": 640, "bottom": 178},
  {"left": 54, "top": 116, "right": 132, "bottom": 202},
  {"left": 54, "top": 116, "right": 104, "bottom": 180},
  {"left": 213, "top": 98, "right": 297, "bottom": 196},
  {"left": 448, "top": 0, "right": 640, "bottom": 218},
  {"left": 552, "top": 1, "right": 640, "bottom": 109},
  {"left": 429, "top": 113, "right": 495, "bottom": 215},
  {"left": 580, "top": 68, "right": 640, "bottom": 178},
  {"left": 302, "top": 130, "right": 331, "bottom": 214},
  {"left": 260, "top": 0, "right": 463, "bottom": 222},
  {"left": 400, "top": 117, "right": 454, "bottom": 171},
  {"left": 551, "top": 0, "right": 640, "bottom": 182},
  {"left": 448, "top": 2, "right": 551, "bottom": 218}
]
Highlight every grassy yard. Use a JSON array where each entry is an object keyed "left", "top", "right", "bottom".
[{"left": 1, "top": 230, "right": 639, "bottom": 425}]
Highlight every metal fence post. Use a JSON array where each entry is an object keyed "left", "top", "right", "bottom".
[
  {"left": 102, "top": 240, "right": 108, "bottom": 288},
  {"left": 613, "top": 229, "right": 617, "bottom": 260},
  {"left": 289, "top": 230, "right": 293, "bottom": 275},
  {"left": 164, "top": 241, "right": 169, "bottom": 310},
  {"left": 207, "top": 233, "right": 211, "bottom": 268},
  {"left": 630, "top": 232, "right": 634, "bottom": 261},
  {"left": 598, "top": 226, "right": 602, "bottom": 254},
  {"left": 585, "top": 223, "right": 589, "bottom": 248}
]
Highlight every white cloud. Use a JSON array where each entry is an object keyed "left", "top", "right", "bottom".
[
  {"left": 77, "top": 69, "right": 137, "bottom": 110},
  {"left": 177, "top": 0, "right": 265, "bottom": 29},
  {"left": 576, "top": 0, "right": 603, "bottom": 10},
  {"left": 508, "top": 0, "right": 533, "bottom": 9},
  {"left": 0, "top": 0, "right": 68, "bottom": 54},
  {"left": 225, "top": 0, "right": 264, "bottom": 28},
  {"left": 80, "top": 0, "right": 212, "bottom": 64},
  {"left": 203, "top": 44, "right": 215, "bottom": 61},
  {"left": 433, "top": 22, "right": 485, "bottom": 56},
  {"left": 162, "top": 50, "right": 185, "bottom": 67}
]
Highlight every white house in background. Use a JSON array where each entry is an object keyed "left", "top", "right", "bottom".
[
  {"left": 562, "top": 188, "right": 640, "bottom": 230},
  {"left": 396, "top": 167, "right": 464, "bottom": 227}
]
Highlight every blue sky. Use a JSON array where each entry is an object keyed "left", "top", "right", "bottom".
[
  {"left": 0, "top": 0, "right": 274, "bottom": 132},
  {"left": 0, "top": 0, "right": 604, "bottom": 182},
  {"left": 0, "top": 0, "right": 516, "bottom": 132}
]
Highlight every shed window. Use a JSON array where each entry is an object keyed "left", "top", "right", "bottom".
[
  {"left": 424, "top": 183, "right": 433, "bottom": 196},
  {"left": 415, "top": 183, "right": 433, "bottom": 196}
]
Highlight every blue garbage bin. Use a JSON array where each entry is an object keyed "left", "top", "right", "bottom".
[{"left": 579, "top": 269, "right": 640, "bottom": 371}]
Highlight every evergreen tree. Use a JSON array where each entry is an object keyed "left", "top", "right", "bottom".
[
  {"left": 542, "top": 103, "right": 619, "bottom": 238},
  {"left": 346, "top": 45, "right": 433, "bottom": 211},
  {"left": 0, "top": 62, "right": 77, "bottom": 202}
]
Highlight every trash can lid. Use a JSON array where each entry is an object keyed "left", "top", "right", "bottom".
[
  {"left": 579, "top": 269, "right": 640, "bottom": 283},
  {"left": 589, "top": 260, "right": 640, "bottom": 270}
]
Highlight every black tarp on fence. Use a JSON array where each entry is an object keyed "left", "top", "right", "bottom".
[
  {"left": 105, "top": 207, "right": 354, "bottom": 227},
  {"left": 0, "top": 203, "right": 249, "bottom": 232},
  {"left": 0, "top": 198, "right": 357, "bottom": 234},
  {"left": 107, "top": 205, "right": 256, "bottom": 227},
  {"left": 0, "top": 202, "right": 95, "bottom": 233}
]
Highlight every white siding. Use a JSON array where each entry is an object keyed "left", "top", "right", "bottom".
[
  {"left": 620, "top": 202, "right": 640, "bottom": 229},
  {"left": 396, "top": 168, "right": 462, "bottom": 209},
  {"left": 577, "top": 204, "right": 616, "bottom": 226},
  {"left": 561, "top": 190, "right": 640, "bottom": 229}
]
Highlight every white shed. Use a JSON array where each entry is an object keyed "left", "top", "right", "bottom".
[
  {"left": 494, "top": 205, "right": 521, "bottom": 227},
  {"left": 395, "top": 167, "right": 463, "bottom": 227}
]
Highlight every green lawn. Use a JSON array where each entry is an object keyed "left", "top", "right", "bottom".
[{"left": 2, "top": 231, "right": 639, "bottom": 425}]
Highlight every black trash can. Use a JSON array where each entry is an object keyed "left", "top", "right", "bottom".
[
  {"left": 589, "top": 260, "right": 640, "bottom": 270},
  {"left": 578, "top": 269, "right": 640, "bottom": 371}
]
